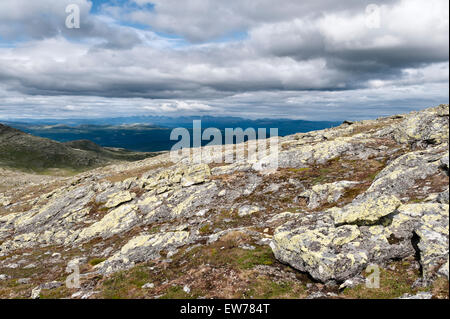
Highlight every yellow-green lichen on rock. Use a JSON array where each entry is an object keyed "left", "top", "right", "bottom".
[
  {"left": 238, "top": 205, "right": 261, "bottom": 217},
  {"left": 104, "top": 191, "right": 135, "bottom": 208},
  {"left": 393, "top": 104, "right": 449, "bottom": 145},
  {"left": 76, "top": 203, "right": 139, "bottom": 242},
  {"left": 143, "top": 163, "right": 211, "bottom": 192},
  {"left": 332, "top": 195, "right": 401, "bottom": 225},
  {"left": 272, "top": 224, "right": 366, "bottom": 282},
  {"left": 96, "top": 231, "right": 191, "bottom": 274}
]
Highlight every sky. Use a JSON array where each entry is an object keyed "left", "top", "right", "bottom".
[{"left": 0, "top": 0, "right": 448, "bottom": 121}]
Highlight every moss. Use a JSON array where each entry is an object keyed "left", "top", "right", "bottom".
[
  {"left": 236, "top": 246, "right": 275, "bottom": 269},
  {"left": 409, "top": 198, "right": 425, "bottom": 204},
  {"left": 89, "top": 258, "right": 106, "bottom": 266},
  {"left": 148, "top": 226, "right": 161, "bottom": 234},
  {"left": 199, "top": 223, "right": 212, "bottom": 235}
]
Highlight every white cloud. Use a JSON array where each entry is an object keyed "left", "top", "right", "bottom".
[
  {"left": 0, "top": 0, "right": 448, "bottom": 120},
  {"left": 144, "top": 101, "right": 213, "bottom": 112}
]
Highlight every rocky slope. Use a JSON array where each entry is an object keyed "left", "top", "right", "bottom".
[
  {"left": 0, "top": 104, "right": 448, "bottom": 299},
  {"left": 0, "top": 124, "right": 159, "bottom": 172}
]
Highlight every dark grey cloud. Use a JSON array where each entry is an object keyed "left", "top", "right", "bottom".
[
  {"left": 0, "top": 0, "right": 142, "bottom": 49},
  {"left": 0, "top": 0, "right": 448, "bottom": 120},
  {"left": 127, "top": 0, "right": 398, "bottom": 42}
]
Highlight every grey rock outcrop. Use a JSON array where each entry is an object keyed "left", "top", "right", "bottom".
[{"left": 0, "top": 104, "right": 448, "bottom": 299}]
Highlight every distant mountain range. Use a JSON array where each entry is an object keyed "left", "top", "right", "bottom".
[
  {"left": 2, "top": 115, "right": 340, "bottom": 128},
  {"left": 2, "top": 116, "right": 340, "bottom": 152}
]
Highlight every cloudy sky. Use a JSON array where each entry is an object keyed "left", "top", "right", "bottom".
[{"left": 0, "top": 0, "right": 448, "bottom": 121}]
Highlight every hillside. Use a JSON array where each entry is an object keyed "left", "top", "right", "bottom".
[
  {"left": 0, "top": 104, "right": 448, "bottom": 299},
  {"left": 0, "top": 124, "right": 159, "bottom": 172},
  {"left": 63, "top": 140, "right": 161, "bottom": 162}
]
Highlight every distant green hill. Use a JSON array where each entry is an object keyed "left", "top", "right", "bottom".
[
  {"left": 63, "top": 139, "right": 160, "bottom": 162},
  {"left": 0, "top": 123, "right": 159, "bottom": 173}
]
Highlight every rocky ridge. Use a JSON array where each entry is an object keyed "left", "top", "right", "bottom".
[{"left": 0, "top": 104, "right": 448, "bottom": 299}]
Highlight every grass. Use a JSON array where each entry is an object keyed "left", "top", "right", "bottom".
[
  {"left": 172, "top": 240, "right": 275, "bottom": 271},
  {"left": 341, "top": 260, "right": 428, "bottom": 299},
  {"left": 244, "top": 278, "right": 307, "bottom": 299},
  {"left": 105, "top": 162, "right": 172, "bottom": 183},
  {"left": 88, "top": 201, "right": 108, "bottom": 216},
  {"left": 0, "top": 144, "right": 105, "bottom": 173},
  {"left": 0, "top": 244, "right": 90, "bottom": 299},
  {"left": 287, "top": 167, "right": 310, "bottom": 173},
  {"left": 40, "top": 286, "right": 75, "bottom": 299},
  {"left": 235, "top": 246, "right": 274, "bottom": 269},
  {"left": 211, "top": 209, "right": 244, "bottom": 230},
  {"left": 0, "top": 126, "right": 161, "bottom": 174},
  {"left": 28, "top": 238, "right": 445, "bottom": 300},
  {"left": 101, "top": 265, "right": 152, "bottom": 299},
  {"left": 160, "top": 285, "right": 194, "bottom": 299},
  {"left": 95, "top": 242, "right": 286, "bottom": 299},
  {"left": 95, "top": 236, "right": 279, "bottom": 299},
  {"left": 101, "top": 272, "right": 132, "bottom": 299},
  {"left": 431, "top": 277, "right": 450, "bottom": 299},
  {"left": 33, "top": 168, "right": 87, "bottom": 177}
]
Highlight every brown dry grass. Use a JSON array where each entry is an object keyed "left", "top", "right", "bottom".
[{"left": 104, "top": 162, "right": 172, "bottom": 183}]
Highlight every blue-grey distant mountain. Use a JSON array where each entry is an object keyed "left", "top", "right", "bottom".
[{"left": 3, "top": 116, "right": 340, "bottom": 152}]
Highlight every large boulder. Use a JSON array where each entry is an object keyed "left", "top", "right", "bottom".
[
  {"left": 272, "top": 142, "right": 449, "bottom": 284},
  {"left": 392, "top": 104, "right": 449, "bottom": 147},
  {"left": 271, "top": 201, "right": 448, "bottom": 283}
]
